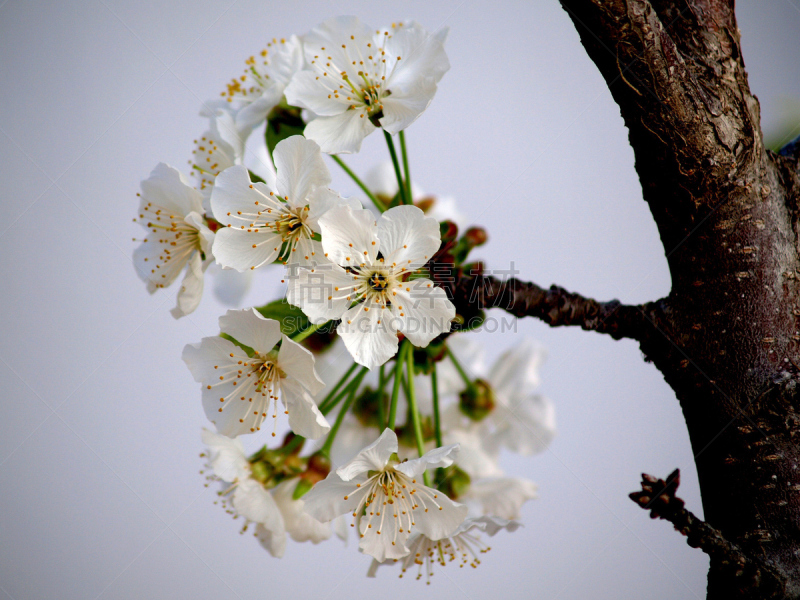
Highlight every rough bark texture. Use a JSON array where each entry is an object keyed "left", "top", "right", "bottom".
[{"left": 447, "top": 1, "right": 800, "bottom": 597}]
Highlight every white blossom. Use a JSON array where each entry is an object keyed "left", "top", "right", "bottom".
[
  {"left": 284, "top": 17, "right": 449, "bottom": 154},
  {"left": 367, "top": 516, "right": 521, "bottom": 583},
  {"left": 133, "top": 163, "right": 214, "bottom": 319},
  {"left": 201, "top": 429, "right": 333, "bottom": 558},
  {"left": 302, "top": 428, "right": 467, "bottom": 562},
  {"left": 201, "top": 429, "right": 286, "bottom": 556},
  {"left": 287, "top": 204, "right": 455, "bottom": 369},
  {"left": 445, "top": 337, "right": 556, "bottom": 458},
  {"left": 220, "top": 36, "right": 305, "bottom": 131},
  {"left": 190, "top": 107, "right": 243, "bottom": 213},
  {"left": 486, "top": 339, "right": 556, "bottom": 455},
  {"left": 461, "top": 477, "right": 539, "bottom": 520},
  {"left": 211, "top": 136, "right": 358, "bottom": 271},
  {"left": 183, "top": 308, "right": 330, "bottom": 439}
]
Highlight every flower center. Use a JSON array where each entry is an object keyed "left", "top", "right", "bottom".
[
  {"left": 308, "top": 29, "right": 400, "bottom": 123},
  {"left": 400, "top": 531, "right": 490, "bottom": 584},
  {"left": 369, "top": 271, "right": 389, "bottom": 291},
  {"left": 274, "top": 208, "right": 307, "bottom": 240},
  {"left": 137, "top": 202, "right": 203, "bottom": 288},
  {"left": 348, "top": 466, "right": 443, "bottom": 547}
]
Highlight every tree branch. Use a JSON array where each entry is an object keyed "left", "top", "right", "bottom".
[
  {"left": 630, "top": 470, "right": 787, "bottom": 598},
  {"left": 449, "top": 273, "right": 656, "bottom": 342}
]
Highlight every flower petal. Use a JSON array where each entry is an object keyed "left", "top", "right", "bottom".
[
  {"left": 284, "top": 70, "right": 347, "bottom": 118},
  {"left": 453, "top": 515, "right": 522, "bottom": 537},
  {"left": 281, "top": 378, "right": 330, "bottom": 439},
  {"left": 462, "top": 477, "right": 538, "bottom": 520},
  {"left": 336, "top": 428, "right": 397, "bottom": 481},
  {"left": 304, "top": 110, "right": 376, "bottom": 154},
  {"left": 286, "top": 261, "right": 355, "bottom": 322},
  {"left": 219, "top": 308, "right": 282, "bottom": 353},
  {"left": 379, "top": 79, "right": 438, "bottom": 134},
  {"left": 170, "top": 249, "right": 205, "bottom": 319},
  {"left": 278, "top": 334, "right": 325, "bottom": 394},
  {"left": 272, "top": 479, "right": 332, "bottom": 544},
  {"left": 213, "top": 226, "right": 282, "bottom": 272},
  {"left": 383, "top": 24, "right": 450, "bottom": 90},
  {"left": 377, "top": 205, "right": 440, "bottom": 271},
  {"left": 305, "top": 187, "right": 361, "bottom": 232},
  {"left": 200, "top": 428, "right": 249, "bottom": 482},
  {"left": 391, "top": 279, "right": 454, "bottom": 347},
  {"left": 140, "top": 162, "right": 203, "bottom": 217},
  {"left": 338, "top": 299, "right": 399, "bottom": 370},
  {"left": 319, "top": 204, "right": 379, "bottom": 267},
  {"left": 411, "top": 489, "right": 468, "bottom": 541},
  {"left": 358, "top": 515, "right": 409, "bottom": 562},
  {"left": 255, "top": 522, "right": 287, "bottom": 558},
  {"left": 302, "top": 470, "right": 369, "bottom": 522},
  {"left": 182, "top": 335, "right": 239, "bottom": 382},
  {"left": 492, "top": 393, "right": 557, "bottom": 455},
  {"left": 234, "top": 480, "right": 286, "bottom": 558},
  {"left": 273, "top": 136, "right": 331, "bottom": 207},
  {"left": 233, "top": 478, "right": 283, "bottom": 530},
  {"left": 489, "top": 338, "right": 547, "bottom": 401},
  {"left": 395, "top": 443, "right": 459, "bottom": 478}
]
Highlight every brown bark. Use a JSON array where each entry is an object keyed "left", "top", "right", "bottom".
[{"left": 448, "top": 1, "right": 800, "bottom": 597}]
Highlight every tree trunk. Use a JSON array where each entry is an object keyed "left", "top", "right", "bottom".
[{"left": 450, "top": 1, "right": 800, "bottom": 596}]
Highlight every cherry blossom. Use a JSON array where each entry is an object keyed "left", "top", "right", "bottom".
[
  {"left": 302, "top": 428, "right": 467, "bottom": 562},
  {"left": 183, "top": 308, "right": 329, "bottom": 439},
  {"left": 133, "top": 163, "right": 214, "bottom": 319},
  {"left": 284, "top": 17, "right": 449, "bottom": 154},
  {"left": 287, "top": 204, "right": 455, "bottom": 369},
  {"left": 220, "top": 35, "right": 305, "bottom": 131},
  {"left": 211, "top": 136, "right": 358, "bottom": 271},
  {"left": 367, "top": 516, "right": 521, "bottom": 583}
]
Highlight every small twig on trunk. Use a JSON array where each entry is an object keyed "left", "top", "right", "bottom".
[{"left": 630, "top": 470, "right": 786, "bottom": 598}]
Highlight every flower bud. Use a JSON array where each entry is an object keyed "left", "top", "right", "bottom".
[
  {"left": 464, "top": 226, "right": 488, "bottom": 247},
  {"left": 415, "top": 196, "right": 436, "bottom": 213},
  {"left": 439, "top": 220, "right": 459, "bottom": 243},
  {"left": 250, "top": 460, "right": 273, "bottom": 483},
  {"left": 354, "top": 388, "right": 386, "bottom": 428},
  {"left": 307, "top": 452, "right": 331, "bottom": 478},
  {"left": 300, "top": 451, "right": 331, "bottom": 487},
  {"left": 436, "top": 465, "right": 471, "bottom": 500},
  {"left": 459, "top": 379, "right": 495, "bottom": 421}
]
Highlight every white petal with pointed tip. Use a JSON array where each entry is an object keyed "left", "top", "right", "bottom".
[
  {"left": 336, "top": 428, "right": 398, "bottom": 481},
  {"left": 219, "top": 308, "right": 281, "bottom": 353}
]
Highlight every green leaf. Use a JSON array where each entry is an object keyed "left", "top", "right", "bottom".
[
  {"left": 254, "top": 299, "right": 309, "bottom": 337},
  {"left": 248, "top": 170, "right": 265, "bottom": 184},
  {"left": 220, "top": 332, "right": 255, "bottom": 357},
  {"left": 265, "top": 104, "right": 305, "bottom": 157}
]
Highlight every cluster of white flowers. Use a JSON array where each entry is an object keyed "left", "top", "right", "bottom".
[{"left": 135, "top": 15, "right": 556, "bottom": 582}]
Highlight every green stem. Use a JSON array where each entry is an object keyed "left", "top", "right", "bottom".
[
  {"left": 383, "top": 130, "right": 408, "bottom": 205},
  {"left": 446, "top": 346, "right": 476, "bottom": 393},
  {"left": 431, "top": 364, "right": 443, "bottom": 449},
  {"left": 319, "top": 370, "right": 366, "bottom": 457},
  {"left": 318, "top": 362, "right": 359, "bottom": 414},
  {"left": 387, "top": 342, "right": 407, "bottom": 429},
  {"left": 292, "top": 321, "right": 329, "bottom": 343},
  {"left": 282, "top": 435, "right": 305, "bottom": 454},
  {"left": 399, "top": 131, "right": 412, "bottom": 204},
  {"left": 330, "top": 155, "right": 385, "bottom": 212},
  {"left": 320, "top": 366, "right": 368, "bottom": 415},
  {"left": 377, "top": 364, "right": 386, "bottom": 429},
  {"left": 405, "top": 343, "right": 431, "bottom": 486}
]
